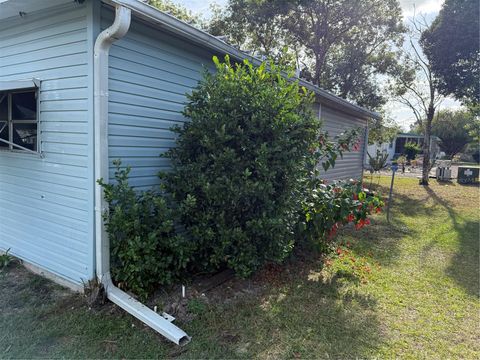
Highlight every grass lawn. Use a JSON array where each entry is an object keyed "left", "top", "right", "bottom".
[{"left": 1, "top": 177, "right": 479, "bottom": 358}]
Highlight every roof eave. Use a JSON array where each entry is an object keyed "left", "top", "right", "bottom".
[{"left": 104, "top": 0, "right": 381, "bottom": 121}]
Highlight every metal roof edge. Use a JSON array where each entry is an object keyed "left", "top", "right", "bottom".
[{"left": 105, "top": 0, "right": 381, "bottom": 120}]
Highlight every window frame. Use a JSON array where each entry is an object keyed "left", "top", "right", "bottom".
[{"left": 0, "top": 87, "right": 41, "bottom": 155}]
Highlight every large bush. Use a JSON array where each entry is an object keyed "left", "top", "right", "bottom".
[
  {"left": 99, "top": 161, "right": 192, "bottom": 299},
  {"left": 161, "top": 56, "right": 321, "bottom": 276},
  {"left": 100, "top": 56, "right": 376, "bottom": 298},
  {"left": 161, "top": 56, "right": 359, "bottom": 276}
]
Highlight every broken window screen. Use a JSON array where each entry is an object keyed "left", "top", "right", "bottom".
[
  {"left": 13, "top": 123, "right": 37, "bottom": 151},
  {"left": 0, "top": 89, "right": 38, "bottom": 152}
]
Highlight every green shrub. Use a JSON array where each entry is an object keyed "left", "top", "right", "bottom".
[
  {"left": 298, "top": 180, "right": 384, "bottom": 252},
  {"left": 0, "top": 248, "right": 14, "bottom": 271},
  {"left": 161, "top": 56, "right": 360, "bottom": 277},
  {"left": 98, "top": 161, "right": 192, "bottom": 299},
  {"left": 404, "top": 141, "right": 421, "bottom": 161},
  {"left": 367, "top": 149, "right": 389, "bottom": 172}
]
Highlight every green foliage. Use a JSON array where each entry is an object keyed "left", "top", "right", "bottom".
[
  {"left": 161, "top": 56, "right": 359, "bottom": 277},
  {"left": 298, "top": 180, "right": 383, "bottom": 253},
  {"left": 98, "top": 161, "right": 192, "bottom": 299},
  {"left": 404, "top": 142, "right": 421, "bottom": 161},
  {"left": 0, "top": 249, "right": 14, "bottom": 270},
  {"left": 465, "top": 117, "right": 480, "bottom": 143},
  {"left": 207, "top": 0, "right": 405, "bottom": 110},
  {"left": 368, "top": 116, "right": 400, "bottom": 145},
  {"left": 421, "top": 0, "right": 479, "bottom": 104},
  {"left": 367, "top": 150, "right": 389, "bottom": 172},
  {"left": 430, "top": 109, "right": 476, "bottom": 158},
  {"left": 147, "top": 0, "right": 203, "bottom": 27}
]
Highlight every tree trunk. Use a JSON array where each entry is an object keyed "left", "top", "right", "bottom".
[{"left": 420, "top": 108, "right": 434, "bottom": 185}]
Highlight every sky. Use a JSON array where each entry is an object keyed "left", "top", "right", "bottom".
[{"left": 172, "top": 0, "right": 462, "bottom": 131}]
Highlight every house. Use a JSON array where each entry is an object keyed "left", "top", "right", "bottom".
[
  {"left": 0, "top": 0, "right": 379, "bottom": 344},
  {"left": 366, "top": 133, "right": 442, "bottom": 164}
]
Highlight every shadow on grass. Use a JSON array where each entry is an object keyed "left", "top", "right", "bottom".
[
  {"left": 423, "top": 187, "right": 480, "bottom": 298},
  {"left": 183, "top": 266, "right": 383, "bottom": 358}
]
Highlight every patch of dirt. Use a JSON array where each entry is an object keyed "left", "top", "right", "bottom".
[{"left": 146, "top": 248, "right": 325, "bottom": 323}]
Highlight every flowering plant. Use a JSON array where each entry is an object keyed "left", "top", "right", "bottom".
[{"left": 297, "top": 179, "right": 383, "bottom": 252}]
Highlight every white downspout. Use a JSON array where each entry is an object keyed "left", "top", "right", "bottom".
[{"left": 94, "top": 4, "right": 190, "bottom": 346}]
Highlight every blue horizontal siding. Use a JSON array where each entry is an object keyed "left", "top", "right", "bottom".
[
  {"left": 318, "top": 104, "right": 367, "bottom": 181},
  {"left": 102, "top": 6, "right": 216, "bottom": 188},
  {"left": 0, "top": 1, "right": 93, "bottom": 284}
]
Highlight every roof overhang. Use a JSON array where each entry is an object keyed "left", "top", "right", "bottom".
[
  {"left": 104, "top": 0, "right": 381, "bottom": 121},
  {"left": 0, "top": 0, "right": 380, "bottom": 121},
  {"left": 0, "top": 0, "right": 72, "bottom": 21}
]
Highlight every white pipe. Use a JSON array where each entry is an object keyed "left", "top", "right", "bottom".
[{"left": 93, "top": 4, "right": 190, "bottom": 346}]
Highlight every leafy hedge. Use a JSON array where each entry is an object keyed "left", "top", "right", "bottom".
[
  {"left": 160, "top": 56, "right": 321, "bottom": 276},
  {"left": 100, "top": 56, "right": 382, "bottom": 297},
  {"left": 98, "top": 161, "right": 192, "bottom": 299}
]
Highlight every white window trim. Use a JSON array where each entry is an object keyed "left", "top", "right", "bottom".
[
  {"left": 0, "top": 79, "right": 40, "bottom": 91},
  {"left": 0, "top": 80, "right": 42, "bottom": 157}
]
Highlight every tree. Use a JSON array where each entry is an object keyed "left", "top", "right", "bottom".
[
  {"left": 430, "top": 109, "right": 476, "bottom": 158},
  {"left": 147, "top": 0, "right": 203, "bottom": 27},
  {"left": 207, "top": 0, "right": 405, "bottom": 110},
  {"left": 465, "top": 117, "right": 480, "bottom": 143},
  {"left": 389, "top": 15, "right": 443, "bottom": 185},
  {"left": 368, "top": 114, "right": 400, "bottom": 145},
  {"left": 421, "top": 0, "right": 480, "bottom": 105}
]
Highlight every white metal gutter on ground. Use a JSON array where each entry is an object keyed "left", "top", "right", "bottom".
[{"left": 93, "top": 4, "right": 190, "bottom": 346}]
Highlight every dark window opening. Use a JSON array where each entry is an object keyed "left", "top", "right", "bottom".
[{"left": 0, "top": 89, "right": 38, "bottom": 152}]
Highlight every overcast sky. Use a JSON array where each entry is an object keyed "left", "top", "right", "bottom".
[{"left": 172, "top": 0, "right": 461, "bottom": 130}]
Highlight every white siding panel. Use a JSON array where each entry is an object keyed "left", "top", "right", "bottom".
[
  {"left": 0, "top": 2, "right": 93, "bottom": 284},
  {"left": 318, "top": 104, "right": 367, "bottom": 181}
]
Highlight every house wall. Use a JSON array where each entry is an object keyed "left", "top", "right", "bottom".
[
  {"left": 366, "top": 141, "right": 396, "bottom": 164},
  {"left": 316, "top": 103, "right": 368, "bottom": 181},
  {"left": 103, "top": 6, "right": 369, "bottom": 186},
  {"left": 101, "top": 6, "right": 216, "bottom": 190},
  {"left": 0, "top": 0, "right": 95, "bottom": 285}
]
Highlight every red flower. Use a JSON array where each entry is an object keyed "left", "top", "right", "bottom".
[
  {"left": 336, "top": 247, "right": 343, "bottom": 255},
  {"left": 346, "top": 213, "right": 355, "bottom": 222},
  {"left": 365, "top": 219, "right": 371, "bottom": 225},
  {"left": 355, "top": 219, "right": 365, "bottom": 230}
]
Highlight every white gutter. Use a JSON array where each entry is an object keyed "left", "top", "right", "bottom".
[{"left": 93, "top": 4, "right": 190, "bottom": 346}]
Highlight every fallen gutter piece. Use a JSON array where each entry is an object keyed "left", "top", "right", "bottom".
[{"left": 93, "top": 3, "right": 190, "bottom": 346}]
